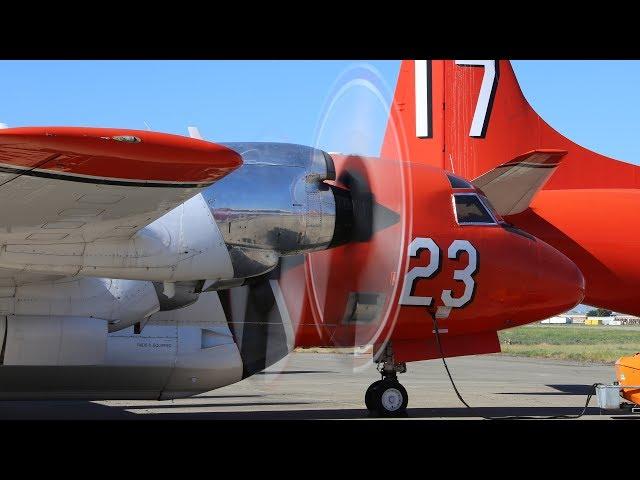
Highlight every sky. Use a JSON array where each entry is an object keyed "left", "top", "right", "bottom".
[
  {"left": 0, "top": 60, "right": 639, "bottom": 164},
  {"left": 511, "top": 61, "right": 640, "bottom": 164}
]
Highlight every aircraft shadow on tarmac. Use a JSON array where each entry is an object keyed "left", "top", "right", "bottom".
[
  {"left": 192, "top": 394, "right": 264, "bottom": 399},
  {"left": 497, "top": 384, "right": 594, "bottom": 396},
  {"left": 139, "top": 405, "right": 638, "bottom": 420},
  {"left": 145, "top": 406, "right": 607, "bottom": 420},
  {"left": 0, "top": 401, "right": 614, "bottom": 420},
  {"left": 257, "top": 370, "right": 335, "bottom": 375},
  {"left": 124, "top": 401, "right": 314, "bottom": 410}
]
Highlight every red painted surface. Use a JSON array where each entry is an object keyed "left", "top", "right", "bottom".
[
  {"left": 0, "top": 127, "right": 242, "bottom": 183},
  {"left": 291, "top": 60, "right": 632, "bottom": 362},
  {"left": 380, "top": 60, "right": 640, "bottom": 317},
  {"left": 392, "top": 332, "right": 501, "bottom": 364},
  {"left": 291, "top": 152, "right": 584, "bottom": 360}
]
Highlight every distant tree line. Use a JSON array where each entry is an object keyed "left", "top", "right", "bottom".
[{"left": 586, "top": 308, "right": 613, "bottom": 317}]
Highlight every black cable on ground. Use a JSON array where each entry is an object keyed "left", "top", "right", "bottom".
[{"left": 427, "top": 310, "right": 601, "bottom": 420}]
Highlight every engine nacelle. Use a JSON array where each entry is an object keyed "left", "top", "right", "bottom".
[
  {"left": 0, "top": 277, "right": 159, "bottom": 333},
  {"left": 203, "top": 143, "right": 349, "bottom": 281},
  {"left": 0, "top": 291, "right": 288, "bottom": 400}
]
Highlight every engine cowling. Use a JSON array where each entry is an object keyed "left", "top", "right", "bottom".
[
  {"left": 0, "top": 277, "right": 159, "bottom": 333},
  {"left": 202, "top": 143, "right": 353, "bottom": 285},
  {"left": 0, "top": 292, "right": 247, "bottom": 400}
]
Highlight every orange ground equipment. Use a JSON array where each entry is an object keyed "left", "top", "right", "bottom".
[{"left": 616, "top": 353, "right": 640, "bottom": 406}]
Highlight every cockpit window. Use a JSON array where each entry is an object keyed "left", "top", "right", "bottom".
[
  {"left": 447, "top": 173, "right": 474, "bottom": 189},
  {"left": 477, "top": 194, "right": 506, "bottom": 223},
  {"left": 453, "top": 193, "right": 497, "bottom": 225}
]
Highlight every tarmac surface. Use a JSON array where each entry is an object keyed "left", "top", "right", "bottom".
[{"left": 0, "top": 352, "right": 636, "bottom": 420}]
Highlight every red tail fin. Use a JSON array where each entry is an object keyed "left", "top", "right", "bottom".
[{"left": 381, "top": 60, "right": 640, "bottom": 190}]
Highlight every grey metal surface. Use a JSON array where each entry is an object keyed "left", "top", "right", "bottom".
[{"left": 203, "top": 143, "right": 338, "bottom": 281}]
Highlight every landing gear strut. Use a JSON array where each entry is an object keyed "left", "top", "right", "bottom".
[{"left": 366, "top": 343, "right": 408, "bottom": 417}]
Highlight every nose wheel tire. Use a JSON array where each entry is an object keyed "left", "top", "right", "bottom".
[
  {"left": 366, "top": 379, "right": 408, "bottom": 417},
  {"left": 365, "top": 380, "right": 383, "bottom": 410}
]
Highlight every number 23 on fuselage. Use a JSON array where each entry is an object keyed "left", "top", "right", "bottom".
[{"left": 392, "top": 169, "right": 585, "bottom": 341}]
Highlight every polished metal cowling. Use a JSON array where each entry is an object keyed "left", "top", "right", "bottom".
[{"left": 202, "top": 143, "right": 341, "bottom": 280}]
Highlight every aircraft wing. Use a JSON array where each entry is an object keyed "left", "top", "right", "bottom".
[
  {"left": 0, "top": 127, "right": 241, "bottom": 246},
  {"left": 471, "top": 150, "right": 567, "bottom": 216}
]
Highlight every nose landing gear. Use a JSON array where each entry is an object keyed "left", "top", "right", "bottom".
[{"left": 366, "top": 343, "right": 408, "bottom": 417}]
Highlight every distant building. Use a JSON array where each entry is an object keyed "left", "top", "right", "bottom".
[
  {"left": 539, "top": 313, "right": 631, "bottom": 326},
  {"left": 540, "top": 314, "right": 586, "bottom": 324},
  {"left": 615, "top": 314, "right": 640, "bottom": 326},
  {"left": 599, "top": 316, "right": 616, "bottom": 325},
  {"left": 566, "top": 314, "right": 586, "bottom": 324},
  {"left": 585, "top": 316, "right": 622, "bottom": 326},
  {"left": 541, "top": 316, "right": 570, "bottom": 324},
  {"left": 540, "top": 312, "right": 637, "bottom": 326}
]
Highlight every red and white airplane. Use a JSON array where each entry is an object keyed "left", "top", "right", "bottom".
[{"left": 0, "top": 60, "right": 626, "bottom": 416}]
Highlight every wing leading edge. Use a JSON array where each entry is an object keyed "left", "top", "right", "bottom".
[{"left": 0, "top": 127, "right": 241, "bottom": 245}]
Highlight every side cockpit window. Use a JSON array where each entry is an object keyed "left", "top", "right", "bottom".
[
  {"left": 453, "top": 193, "right": 498, "bottom": 225},
  {"left": 446, "top": 173, "right": 474, "bottom": 189},
  {"left": 477, "top": 194, "right": 506, "bottom": 224},
  {"left": 446, "top": 173, "right": 503, "bottom": 226}
]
